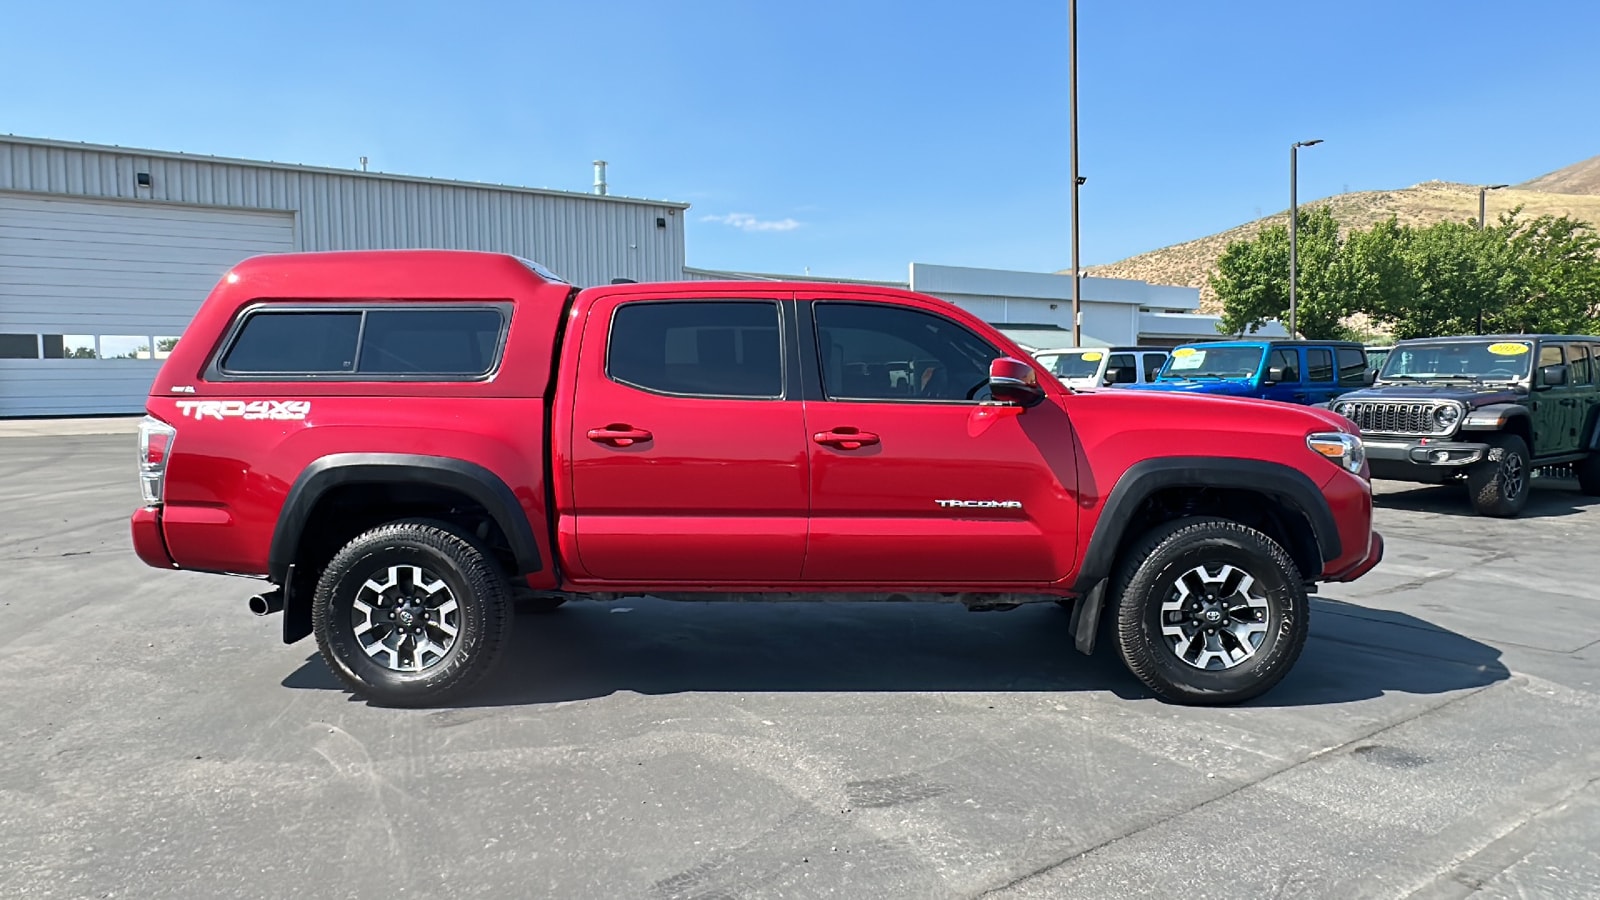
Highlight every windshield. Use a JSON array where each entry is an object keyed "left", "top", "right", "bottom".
[
  {"left": 1036, "top": 350, "right": 1105, "bottom": 379},
  {"left": 1379, "top": 341, "right": 1534, "bottom": 381},
  {"left": 1159, "top": 345, "right": 1265, "bottom": 380}
]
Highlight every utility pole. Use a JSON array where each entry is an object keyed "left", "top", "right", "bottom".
[
  {"left": 1288, "top": 139, "right": 1323, "bottom": 338},
  {"left": 1478, "top": 183, "right": 1508, "bottom": 229},
  {"left": 1069, "top": 0, "right": 1083, "bottom": 346}
]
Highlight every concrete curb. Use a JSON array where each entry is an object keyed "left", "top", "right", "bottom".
[{"left": 0, "top": 417, "right": 143, "bottom": 437}]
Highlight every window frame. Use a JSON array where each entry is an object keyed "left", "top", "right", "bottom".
[
  {"left": 603, "top": 298, "right": 788, "bottom": 401},
  {"left": 207, "top": 301, "right": 513, "bottom": 382},
  {"left": 810, "top": 300, "right": 1004, "bottom": 405}
]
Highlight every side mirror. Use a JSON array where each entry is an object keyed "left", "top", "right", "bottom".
[
  {"left": 989, "top": 357, "right": 1045, "bottom": 406},
  {"left": 1364, "top": 367, "right": 1378, "bottom": 385},
  {"left": 1104, "top": 366, "right": 1136, "bottom": 385},
  {"left": 1266, "top": 365, "right": 1289, "bottom": 384},
  {"left": 1539, "top": 363, "right": 1569, "bottom": 388}
]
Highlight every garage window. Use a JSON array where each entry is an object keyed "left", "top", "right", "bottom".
[{"left": 0, "top": 334, "right": 39, "bottom": 359}]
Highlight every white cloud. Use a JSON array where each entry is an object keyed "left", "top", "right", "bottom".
[{"left": 701, "top": 212, "right": 801, "bottom": 232}]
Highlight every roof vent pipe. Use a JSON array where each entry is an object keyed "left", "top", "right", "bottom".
[{"left": 593, "top": 160, "right": 608, "bottom": 196}]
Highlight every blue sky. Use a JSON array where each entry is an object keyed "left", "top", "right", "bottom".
[{"left": 5, "top": 0, "right": 1598, "bottom": 282}]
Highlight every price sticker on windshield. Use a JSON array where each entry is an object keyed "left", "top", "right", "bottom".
[
  {"left": 1081, "top": 351, "right": 1104, "bottom": 362},
  {"left": 1487, "top": 342, "right": 1530, "bottom": 355},
  {"left": 1170, "top": 348, "right": 1204, "bottom": 370}
]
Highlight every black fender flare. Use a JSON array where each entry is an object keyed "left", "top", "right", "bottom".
[
  {"left": 268, "top": 453, "right": 543, "bottom": 584},
  {"left": 1461, "top": 403, "right": 1532, "bottom": 433},
  {"left": 1071, "top": 457, "right": 1341, "bottom": 597}
]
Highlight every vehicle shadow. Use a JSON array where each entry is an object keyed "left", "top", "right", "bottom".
[
  {"left": 1374, "top": 476, "right": 1600, "bottom": 518},
  {"left": 282, "top": 595, "right": 1510, "bottom": 709}
]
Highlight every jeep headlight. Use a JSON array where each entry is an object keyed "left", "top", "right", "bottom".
[
  {"left": 1308, "top": 432, "right": 1365, "bottom": 475},
  {"left": 1434, "top": 404, "right": 1461, "bottom": 431}
]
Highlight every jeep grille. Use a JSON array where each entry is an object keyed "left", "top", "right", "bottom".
[{"left": 1333, "top": 400, "right": 1458, "bottom": 436}]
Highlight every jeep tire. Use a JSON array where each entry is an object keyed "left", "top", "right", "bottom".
[
  {"left": 1111, "top": 517, "right": 1308, "bottom": 706},
  {"left": 1577, "top": 451, "right": 1600, "bottom": 497},
  {"left": 1466, "top": 434, "right": 1531, "bottom": 517},
  {"left": 312, "top": 519, "right": 511, "bottom": 707}
]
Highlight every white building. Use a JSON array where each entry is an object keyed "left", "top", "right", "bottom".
[{"left": 0, "top": 135, "right": 688, "bottom": 416}]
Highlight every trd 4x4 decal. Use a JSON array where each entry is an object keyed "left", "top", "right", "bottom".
[{"left": 175, "top": 400, "right": 311, "bottom": 421}]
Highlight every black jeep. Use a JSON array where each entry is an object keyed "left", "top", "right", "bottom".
[{"left": 1331, "top": 334, "right": 1600, "bottom": 516}]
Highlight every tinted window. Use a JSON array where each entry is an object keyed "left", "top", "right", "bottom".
[
  {"left": 1567, "top": 344, "right": 1592, "bottom": 384},
  {"left": 1338, "top": 347, "right": 1368, "bottom": 384},
  {"left": 1143, "top": 353, "right": 1166, "bottom": 382},
  {"left": 1307, "top": 348, "right": 1334, "bottom": 382},
  {"left": 608, "top": 301, "right": 782, "bottom": 398},
  {"left": 0, "top": 334, "right": 38, "bottom": 359},
  {"left": 223, "top": 312, "right": 362, "bottom": 374},
  {"left": 358, "top": 309, "right": 503, "bottom": 375},
  {"left": 1107, "top": 353, "right": 1137, "bottom": 384},
  {"left": 1383, "top": 341, "right": 1534, "bottom": 380},
  {"left": 1270, "top": 348, "right": 1299, "bottom": 381},
  {"left": 814, "top": 302, "right": 1001, "bottom": 402}
]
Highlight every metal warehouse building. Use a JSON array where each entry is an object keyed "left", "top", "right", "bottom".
[{"left": 0, "top": 135, "right": 688, "bottom": 416}]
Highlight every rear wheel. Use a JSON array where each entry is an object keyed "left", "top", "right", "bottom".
[
  {"left": 1112, "top": 517, "right": 1308, "bottom": 705},
  {"left": 312, "top": 519, "right": 510, "bottom": 707},
  {"left": 1466, "top": 434, "right": 1530, "bottom": 517},
  {"left": 1577, "top": 451, "right": 1600, "bottom": 496}
]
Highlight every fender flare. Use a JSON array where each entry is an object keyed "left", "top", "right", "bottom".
[
  {"left": 1461, "top": 403, "right": 1532, "bottom": 432},
  {"left": 1072, "top": 457, "right": 1341, "bottom": 596},
  {"left": 268, "top": 453, "right": 543, "bottom": 585}
]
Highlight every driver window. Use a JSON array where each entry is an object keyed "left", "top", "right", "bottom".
[
  {"left": 1270, "top": 348, "right": 1299, "bottom": 381},
  {"left": 813, "top": 302, "right": 1002, "bottom": 402}
]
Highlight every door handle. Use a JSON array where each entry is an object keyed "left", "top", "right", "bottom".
[
  {"left": 587, "top": 426, "right": 653, "bottom": 447},
  {"left": 813, "top": 428, "right": 880, "bottom": 450}
]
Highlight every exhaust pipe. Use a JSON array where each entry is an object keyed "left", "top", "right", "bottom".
[{"left": 248, "top": 589, "right": 284, "bottom": 616}]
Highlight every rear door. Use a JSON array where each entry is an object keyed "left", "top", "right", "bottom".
[
  {"left": 1303, "top": 346, "right": 1340, "bottom": 405},
  {"left": 798, "top": 295, "right": 1079, "bottom": 585},
  {"left": 566, "top": 293, "right": 809, "bottom": 582},
  {"left": 1336, "top": 346, "right": 1370, "bottom": 399}
]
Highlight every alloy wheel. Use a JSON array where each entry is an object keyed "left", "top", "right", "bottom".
[{"left": 1158, "top": 563, "right": 1271, "bottom": 670}]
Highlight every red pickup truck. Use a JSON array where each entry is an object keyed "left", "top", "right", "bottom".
[{"left": 131, "top": 250, "right": 1382, "bottom": 707}]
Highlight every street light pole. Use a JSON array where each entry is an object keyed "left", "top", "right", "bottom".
[
  {"left": 1069, "top": 0, "right": 1082, "bottom": 346},
  {"left": 1478, "top": 183, "right": 1509, "bottom": 229},
  {"left": 1288, "top": 139, "right": 1323, "bottom": 338}
]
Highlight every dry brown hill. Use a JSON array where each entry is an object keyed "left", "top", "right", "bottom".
[{"left": 1081, "top": 170, "right": 1600, "bottom": 314}]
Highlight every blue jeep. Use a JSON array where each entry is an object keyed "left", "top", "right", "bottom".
[{"left": 1128, "top": 339, "right": 1374, "bottom": 405}]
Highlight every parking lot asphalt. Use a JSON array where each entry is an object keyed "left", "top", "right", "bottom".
[{"left": 2, "top": 433, "right": 1597, "bottom": 900}]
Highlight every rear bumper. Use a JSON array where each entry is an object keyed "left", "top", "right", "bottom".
[{"left": 130, "top": 506, "right": 177, "bottom": 569}]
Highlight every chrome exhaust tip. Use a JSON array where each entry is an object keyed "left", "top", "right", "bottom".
[{"left": 248, "top": 590, "right": 284, "bottom": 616}]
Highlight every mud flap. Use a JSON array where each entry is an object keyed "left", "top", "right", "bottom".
[
  {"left": 1072, "top": 577, "right": 1108, "bottom": 656},
  {"left": 280, "top": 563, "right": 313, "bottom": 644}
]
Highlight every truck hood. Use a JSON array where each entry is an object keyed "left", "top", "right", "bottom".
[
  {"left": 1335, "top": 382, "right": 1528, "bottom": 410},
  {"left": 1069, "top": 384, "right": 1352, "bottom": 432}
]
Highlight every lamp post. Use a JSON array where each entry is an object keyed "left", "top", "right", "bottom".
[
  {"left": 1288, "top": 139, "right": 1323, "bottom": 338},
  {"left": 1476, "top": 184, "right": 1508, "bottom": 335},
  {"left": 1478, "top": 183, "right": 1508, "bottom": 229},
  {"left": 1069, "top": 0, "right": 1083, "bottom": 346}
]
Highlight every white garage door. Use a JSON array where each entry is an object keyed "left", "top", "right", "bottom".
[{"left": 0, "top": 194, "right": 296, "bottom": 417}]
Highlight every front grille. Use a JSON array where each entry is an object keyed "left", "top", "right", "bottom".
[{"left": 1333, "top": 400, "right": 1454, "bottom": 436}]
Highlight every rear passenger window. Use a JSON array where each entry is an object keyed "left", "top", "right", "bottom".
[
  {"left": 1307, "top": 348, "right": 1334, "bottom": 382},
  {"left": 608, "top": 301, "right": 782, "bottom": 398},
  {"left": 223, "top": 312, "right": 361, "bottom": 374},
  {"left": 1337, "top": 347, "right": 1368, "bottom": 384}
]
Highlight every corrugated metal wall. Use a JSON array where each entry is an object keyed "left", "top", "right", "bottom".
[{"left": 0, "top": 137, "right": 687, "bottom": 287}]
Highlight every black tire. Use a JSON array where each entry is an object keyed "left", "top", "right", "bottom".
[
  {"left": 1466, "top": 434, "right": 1531, "bottom": 517},
  {"left": 312, "top": 519, "right": 511, "bottom": 707},
  {"left": 1112, "top": 517, "right": 1308, "bottom": 706},
  {"left": 1577, "top": 452, "right": 1600, "bottom": 497}
]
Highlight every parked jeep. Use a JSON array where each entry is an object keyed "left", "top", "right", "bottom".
[
  {"left": 1128, "top": 339, "right": 1373, "bottom": 405},
  {"left": 1032, "top": 346, "right": 1170, "bottom": 389},
  {"left": 131, "top": 250, "right": 1383, "bottom": 707},
  {"left": 1332, "top": 334, "right": 1600, "bottom": 516}
]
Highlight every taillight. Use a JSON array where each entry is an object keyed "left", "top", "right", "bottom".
[{"left": 138, "top": 416, "right": 177, "bottom": 505}]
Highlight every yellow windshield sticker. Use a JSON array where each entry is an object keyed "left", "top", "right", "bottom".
[
  {"left": 1487, "top": 342, "right": 1530, "bottom": 355},
  {"left": 1172, "top": 348, "right": 1197, "bottom": 357},
  {"left": 1081, "top": 351, "right": 1104, "bottom": 362}
]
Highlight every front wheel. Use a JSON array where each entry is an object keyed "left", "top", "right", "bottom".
[
  {"left": 1112, "top": 518, "right": 1308, "bottom": 705},
  {"left": 1466, "top": 434, "right": 1530, "bottom": 517},
  {"left": 312, "top": 519, "right": 511, "bottom": 707},
  {"left": 1576, "top": 450, "right": 1600, "bottom": 497}
]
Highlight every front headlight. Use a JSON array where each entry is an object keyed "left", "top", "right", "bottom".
[
  {"left": 1308, "top": 431, "right": 1365, "bottom": 475},
  {"left": 1434, "top": 404, "right": 1461, "bottom": 431}
]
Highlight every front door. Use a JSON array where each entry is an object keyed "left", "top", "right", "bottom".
[
  {"left": 798, "top": 296, "right": 1079, "bottom": 585},
  {"left": 567, "top": 294, "right": 810, "bottom": 582},
  {"left": 1531, "top": 342, "right": 1578, "bottom": 457}
]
